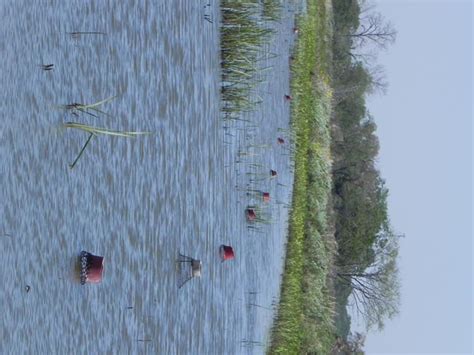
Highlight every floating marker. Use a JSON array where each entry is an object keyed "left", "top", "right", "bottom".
[
  {"left": 246, "top": 208, "right": 257, "bottom": 221},
  {"left": 263, "top": 192, "right": 271, "bottom": 203},
  {"left": 219, "top": 245, "right": 235, "bottom": 261},
  {"left": 80, "top": 251, "right": 104, "bottom": 285}
]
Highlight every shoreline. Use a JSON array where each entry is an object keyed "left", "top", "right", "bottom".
[{"left": 268, "top": 0, "right": 337, "bottom": 353}]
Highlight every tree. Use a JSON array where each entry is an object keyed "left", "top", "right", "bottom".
[
  {"left": 348, "top": 7, "right": 397, "bottom": 64},
  {"left": 351, "top": 11, "right": 396, "bottom": 48},
  {"left": 333, "top": 332, "right": 366, "bottom": 354},
  {"left": 330, "top": 0, "right": 400, "bottom": 340},
  {"left": 337, "top": 230, "right": 401, "bottom": 330}
]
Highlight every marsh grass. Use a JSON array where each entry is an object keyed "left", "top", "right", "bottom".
[
  {"left": 269, "top": 0, "right": 337, "bottom": 353},
  {"left": 220, "top": 0, "right": 281, "bottom": 118},
  {"left": 246, "top": 205, "right": 273, "bottom": 224},
  {"left": 262, "top": 0, "right": 282, "bottom": 22}
]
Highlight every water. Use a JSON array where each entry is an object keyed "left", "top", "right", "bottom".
[{"left": 0, "top": 1, "right": 299, "bottom": 353}]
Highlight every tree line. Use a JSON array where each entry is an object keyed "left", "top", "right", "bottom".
[{"left": 329, "top": 0, "right": 400, "bottom": 351}]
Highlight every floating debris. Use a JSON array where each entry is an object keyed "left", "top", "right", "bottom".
[{"left": 68, "top": 31, "right": 107, "bottom": 38}]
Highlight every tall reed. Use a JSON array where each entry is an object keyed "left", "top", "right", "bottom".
[{"left": 220, "top": 0, "right": 281, "bottom": 118}]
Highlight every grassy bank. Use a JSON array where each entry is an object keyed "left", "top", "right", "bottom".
[{"left": 269, "top": 0, "right": 336, "bottom": 354}]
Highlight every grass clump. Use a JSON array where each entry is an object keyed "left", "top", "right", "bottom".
[
  {"left": 220, "top": 0, "right": 281, "bottom": 118},
  {"left": 262, "top": 0, "right": 282, "bottom": 22},
  {"left": 269, "top": 0, "right": 336, "bottom": 353}
]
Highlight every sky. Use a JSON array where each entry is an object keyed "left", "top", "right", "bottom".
[{"left": 353, "top": 0, "right": 473, "bottom": 354}]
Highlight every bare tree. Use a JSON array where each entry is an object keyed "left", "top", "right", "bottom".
[
  {"left": 344, "top": 2, "right": 397, "bottom": 65},
  {"left": 350, "top": 11, "right": 396, "bottom": 50},
  {"left": 337, "top": 232, "right": 401, "bottom": 330}
]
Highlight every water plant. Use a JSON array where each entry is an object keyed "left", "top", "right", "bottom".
[
  {"left": 64, "top": 122, "right": 151, "bottom": 168},
  {"left": 61, "top": 96, "right": 117, "bottom": 118},
  {"left": 262, "top": 0, "right": 282, "bottom": 22},
  {"left": 220, "top": 0, "right": 281, "bottom": 118}
]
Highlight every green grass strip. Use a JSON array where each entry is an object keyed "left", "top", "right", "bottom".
[{"left": 269, "top": 1, "right": 336, "bottom": 354}]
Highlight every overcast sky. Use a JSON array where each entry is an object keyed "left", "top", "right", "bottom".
[{"left": 355, "top": 1, "right": 472, "bottom": 354}]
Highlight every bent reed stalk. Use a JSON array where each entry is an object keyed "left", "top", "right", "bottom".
[
  {"left": 64, "top": 122, "right": 151, "bottom": 137},
  {"left": 61, "top": 96, "right": 117, "bottom": 117},
  {"left": 64, "top": 122, "right": 151, "bottom": 168}
]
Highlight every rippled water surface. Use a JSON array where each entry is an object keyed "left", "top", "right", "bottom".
[{"left": 0, "top": 1, "right": 299, "bottom": 353}]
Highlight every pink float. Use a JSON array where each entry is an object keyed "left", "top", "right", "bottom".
[
  {"left": 263, "top": 192, "right": 270, "bottom": 203},
  {"left": 246, "top": 208, "right": 257, "bottom": 221}
]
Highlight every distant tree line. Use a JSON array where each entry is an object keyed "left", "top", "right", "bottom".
[{"left": 329, "top": 0, "right": 400, "bottom": 349}]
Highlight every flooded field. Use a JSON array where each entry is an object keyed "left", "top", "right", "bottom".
[{"left": 0, "top": 1, "right": 300, "bottom": 353}]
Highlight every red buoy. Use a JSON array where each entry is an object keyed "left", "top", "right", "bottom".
[
  {"left": 284, "top": 95, "right": 292, "bottom": 101},
  {"left": 246, "top": 208, "right": 257, "bottom": 221},
  {"left": 80, "top": 251, "right": 104, "bottom": 285},
  {"left": 270, "top": 169, "right": 278, "bottom": 177},
  {"left": 263, "top": 192, "right": 270, "bottom": 202},
  {"left": 219, "top": 245, "right": 235, "bottom": 261},
  {"left": 277, "top": 137, "right": 285, "bottom": 144}
]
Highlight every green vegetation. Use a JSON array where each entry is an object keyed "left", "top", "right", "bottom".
[
  {"left": 269, "top": 0, "right": 400, "bottom": 353},
  {"left": 330, "top": 0, "right": 400, "bottom": 338},
  {"left": 269, "top": 1, "right": 336, "bottom": 353},
  {"left": 220, "top": 0, "right": 281, "bottom": 118},
  {"left": 218, "top": 0, "right": 399, "bottom": 352},
  {"left": 262, "top": 0, "right": 282, "bottom": 22}
]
